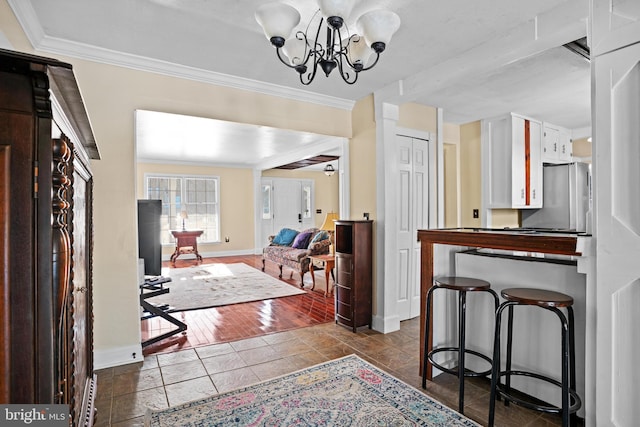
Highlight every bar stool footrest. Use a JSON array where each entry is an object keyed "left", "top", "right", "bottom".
[
  {"left": 495, "top": 370, "right": 581, "bottom": 414},
  {"left": 428, "top": 347, "right": 493, "bottom": 378}
]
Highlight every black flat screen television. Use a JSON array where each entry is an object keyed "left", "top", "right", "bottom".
[{"left": 137, "top": 199, "right": 162, "bottom": 276}]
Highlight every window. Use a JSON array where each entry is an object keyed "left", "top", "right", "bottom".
[
  {"left": 302, "top": 184, "right": 312, "bottom": 219},
  {"left": 261, "top": 184, "right": 271, "bottom": 220},
  {"left": 145, "top": 174, "right": 219, "bottom": 244}
]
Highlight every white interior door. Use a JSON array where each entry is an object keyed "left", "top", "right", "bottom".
[
  {"left": 266, "top": 178, "right": 315, "bottom": 236},
  {"left": 272, "top": 179, "right": 301, "bottom": 232},
  {"left": 396, "top": 134, "right": 429, "bottom": 320},
  {"left": 593, "top": 39, "right": 640, "bottom": 427}
]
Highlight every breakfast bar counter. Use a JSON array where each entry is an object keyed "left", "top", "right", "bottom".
[
  {"left": 417, "top": 227, "right": 589, "bottom": 378},
  {"left": 417, "top": 227, "right": 595, "bottom": 419}
]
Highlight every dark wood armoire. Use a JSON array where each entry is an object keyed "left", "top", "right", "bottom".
[{"left": 0, "top": 48, "right": 100, "bottom": 426}]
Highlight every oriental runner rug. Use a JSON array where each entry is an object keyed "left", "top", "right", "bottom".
[
  {"left": 145, "top": 355, "right": 480, "bottom": 426},
  {"left": 150, "top": 263, "right": 305, "bottom": 311}
]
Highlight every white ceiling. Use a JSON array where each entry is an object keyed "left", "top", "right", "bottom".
[
  {"left": 6, "top": 0, "right": 591, "bottom": 167},
  {"left": 135, "top": 110, "right": 342, "bottom": 169}
]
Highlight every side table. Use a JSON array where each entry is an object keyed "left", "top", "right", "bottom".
[
  {"left": 170, "top": 229, "right": 204, "bottom": 265},
  {"left": 309, "top": 254, "right": 335, "bottom": 297}
]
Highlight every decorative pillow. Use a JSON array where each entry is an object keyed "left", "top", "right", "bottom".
[
  {"left": 272, "top": 228, "right": 299, "bottom": 246},
  {"left": 309, "top": 238, "right": 331, "bottom": 253},
  {"left": 310, "top": 230, "right": 330, "bottom": 244},
  {"left": 292, "top": 231, "right": 313, "bottom": 249}
]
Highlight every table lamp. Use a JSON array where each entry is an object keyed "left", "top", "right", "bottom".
[
  {"left": 179, "top": 210, "right": 188, "bottom": 231},
  {"left": 320, "top": 211, "right": 339, "bottom": 255}
]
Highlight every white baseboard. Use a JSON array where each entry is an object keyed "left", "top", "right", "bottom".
[
  {"left": 161, "top": 248, "right": 256, "bottom": 262},
  {"left": 371, "top": 314, "right": 401, "bottom": 334},
  {"left": 94, "top": 344, "right": 143, "bottom": 370}
]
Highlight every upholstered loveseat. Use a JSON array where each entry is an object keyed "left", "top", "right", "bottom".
[{"left": 262, "top": 227, "right": 331, "bottom": 287}]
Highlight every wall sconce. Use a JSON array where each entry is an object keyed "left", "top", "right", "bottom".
[{"left": 324, "top": 164, "right": 335, "bottom": 176}]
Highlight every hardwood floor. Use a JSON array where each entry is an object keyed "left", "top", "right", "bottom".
[{"left": 141, "top": 255, "right": 335, "bottom": 356}]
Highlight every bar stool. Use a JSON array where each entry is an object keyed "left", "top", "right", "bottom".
[
  {"left": 488, "top": 288, "right": 581, "bottom": 427},
  {"left": 422, "top": 276, "right": 499, "bottom": 414}
]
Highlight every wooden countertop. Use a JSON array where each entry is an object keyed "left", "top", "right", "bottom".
[{"left": 417, "top": 228, "right": 584, "bottom": 256}]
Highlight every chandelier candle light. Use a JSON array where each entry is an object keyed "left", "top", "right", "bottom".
[{"left": 255, "top": 0, "right": 401, "bottom": 85}]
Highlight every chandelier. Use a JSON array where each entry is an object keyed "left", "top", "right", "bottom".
[{"left": 255, "top": 1, "right": 401, "bottom": 85}]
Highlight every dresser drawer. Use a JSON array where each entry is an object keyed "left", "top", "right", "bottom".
[
  {"left": 335, "top": 284, "right": 352, "bottom": 305},
  {"left": 336, "top": 299, "right": 352, "bottom": 323}
]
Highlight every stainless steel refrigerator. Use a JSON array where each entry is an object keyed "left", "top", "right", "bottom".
[{"left": 521, "top": 162, "right": 591, "bottom": 232}]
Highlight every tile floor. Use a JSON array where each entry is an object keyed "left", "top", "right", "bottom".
[{"left": 95, "top": 317, "right": 574, "bottom": 427}]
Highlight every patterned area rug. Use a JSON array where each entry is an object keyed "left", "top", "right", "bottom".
[
  {"left": 149, "top": 263, "right": 306, "bottom": 311},
  {"left": 145, "top": 355, "right": 480, "bottom": 426}
]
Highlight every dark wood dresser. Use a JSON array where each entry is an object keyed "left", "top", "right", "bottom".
[
  {"left": 0, "top": 48, "right": 100, "bottom": 426},
  {"left": 334, "top": 220, "right": 373, "bottom": 332}
]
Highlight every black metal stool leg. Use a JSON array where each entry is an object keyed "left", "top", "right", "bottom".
[
  {"left": 458, "top": 290, "right": 467, "bottom": 413},
  {"left": 504, "top": 303, "right": 514, "bottom": 406},
  {"left": 422, "top": 285, "right": 436, "bottom": 389},
  {"left": 491, "top": 302, "right": 581, "bottom": 427},
  {"left": 550, "top": 307, "right": 571, "bottom": 427},
  {"left": 568, "top": 306, "right": 578, "bottom": 427},
  {"left": 489, "top": 302, "right": 510, "bottom": 427}
]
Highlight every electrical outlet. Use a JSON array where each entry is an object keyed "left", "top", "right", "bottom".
[{"left": 473, "top": 209, "right": 479, "bottom": 219}]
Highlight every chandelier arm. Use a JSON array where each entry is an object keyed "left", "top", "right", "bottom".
[
  {"left": 359, "top": 52, "right": 381, "bottom": 71},
  {"left": 335, "top": 54, "right": 358, "bottom": 84},
  {"left": 294, "top": 31, "right": 314, "bottom": 66},
  {"left": 275, "top": 48, "right": 300, "bottom": 70},
  {"left": 299, "top": 51, "right": 322, "bottom": 85}
]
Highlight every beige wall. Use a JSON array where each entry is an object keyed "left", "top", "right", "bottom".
[
  {"left": 136, "top": 163, "right": 255, "bottom": 257},
  {"left": 398, "top": 103, "right": 438, "bottom": 131},
  {"left": 572, "top": 137, "right": 592, "bottom": 161},
  {"left": 443, "top": 144, "right": 458, "bottom": 227},
  {"left": 443, "top": 123, "right": 460, "bottom": 228},
  {"left": 350, "top": 95, "right": 377, "bottom": 220},
  {"left": 459, "top": 121, "right": 483, "bottom": 227}
]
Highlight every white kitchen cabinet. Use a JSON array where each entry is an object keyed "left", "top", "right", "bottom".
[
  {"left": 483, "top": 113, "right": 542, "bottom": 209},
  {"left": 542, "top": 122, "right": 572, "bottom": 164}
]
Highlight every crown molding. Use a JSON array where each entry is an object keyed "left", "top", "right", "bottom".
[{"left": 7, "top": 1, "right": 355, "bottom": 111}]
